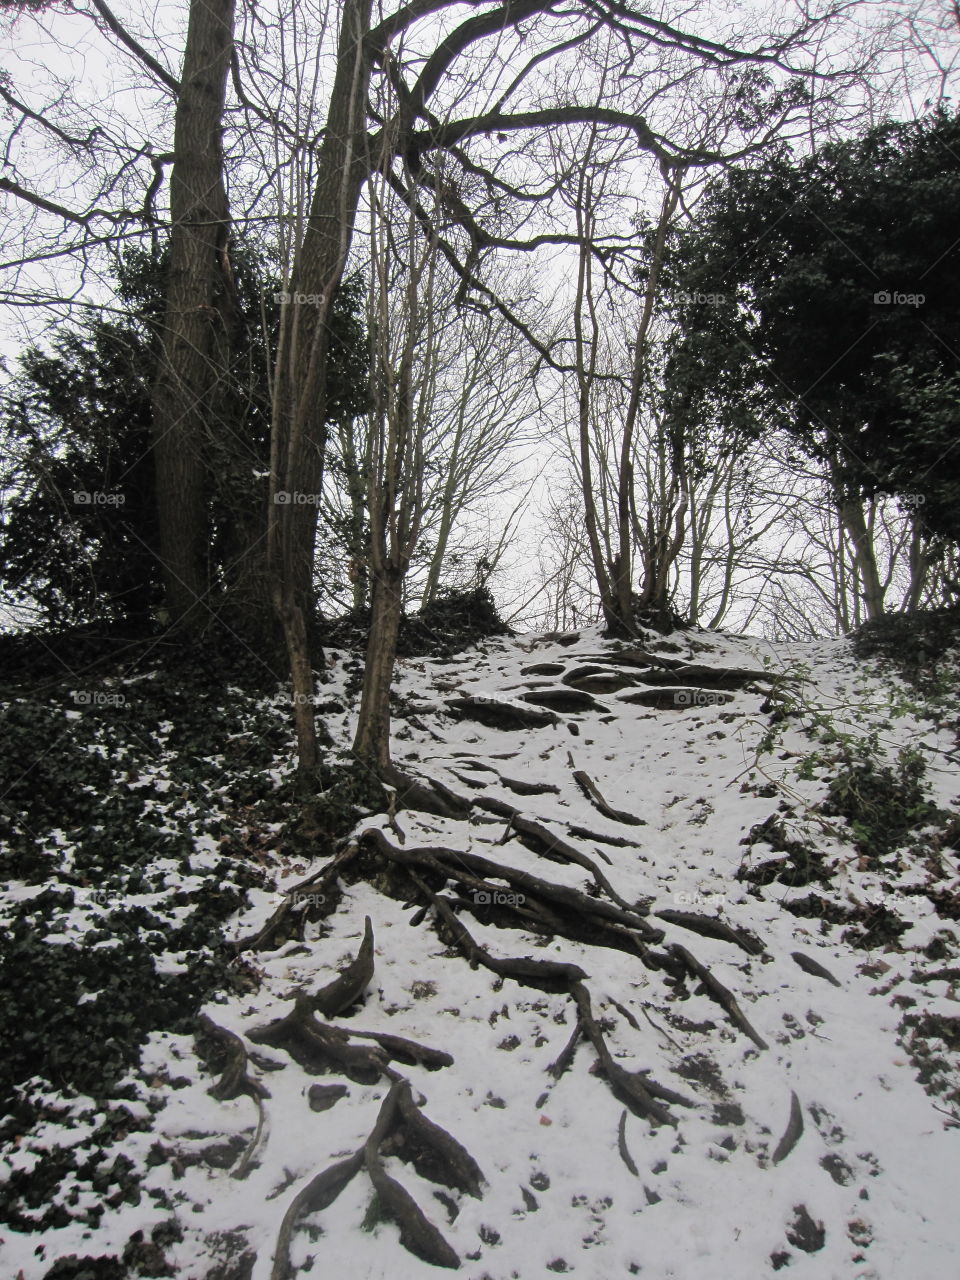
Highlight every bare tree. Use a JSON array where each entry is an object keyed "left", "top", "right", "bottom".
[
  {"left": 318, "top": 259, "right": 537, "bottom": 618},
  {"left": 149, "top": 0, "right": 237, "bottom": 628},
  {"left": 350, "top": 153, "right": 442, "bottom": 779}
]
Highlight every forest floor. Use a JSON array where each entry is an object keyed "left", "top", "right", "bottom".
[{"left": 1, "top": 621, "right": 959, "bottom": 1279}]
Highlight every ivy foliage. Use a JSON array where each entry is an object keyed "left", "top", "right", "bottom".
[{"left": 0, "top": 638, "right": 302, "bottom": 1236}]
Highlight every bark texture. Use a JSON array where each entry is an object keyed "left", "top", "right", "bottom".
[{"left": 151, "top": 0, "right": 237, "bottom": 627}]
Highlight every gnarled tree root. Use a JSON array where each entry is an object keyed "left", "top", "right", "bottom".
[
  {"left": 618, "top": 1110, "right": 639, "bottom": 1176},
  {"left": 572, "top": 768, "right": 645, "bottom": 827},
  {"left": 414, "top": 878, "right": 588, "bottom": 993},
  {"left": 231, "top": 841, "right": 360, "bottom": 954},
  {"left": 670, "top": 944, "right": 769, "bottom": 1050},
  {"left": 312, "top": 915, "right": 375, "bottom": 1017},
  {"left": 381, "top": 762, "right": 472, "bottom": 819},
  {"left": 655, "top": 909, "right": 765, "bottom": 957},
  {"left": 477, "top": 796, "right": 622, "bottom": 879},
  {"left": 390, "top": 1078, "right": 485, "bottom": 1197},
  {"left": 363, "top": 830, "right": 661, "bottom": 968},
  {"left": 271, "top": 1078, "right": 481, "bottom": 1277},
  {"left": 362, "top": 826, "right": 660, "bottom": 948},
  {"left": 446, "top": 694, "right": 560, "bottom": 730},
  {"left": 249, "top": 994, "right": 390, "bottom": 1083},
  {"left": 195, "top": 1016, "right": 270, "bottom": 1179},
  {"left": 270, "top": 1149, "right": 366, "bottom": 1280},
  {"left": 570, "top": 983, "right": 681, "bottom": 1127}
]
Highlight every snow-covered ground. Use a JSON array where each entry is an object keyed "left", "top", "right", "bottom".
[{"left": 2, "top": 625, "right": 958, "bottom": 1279}]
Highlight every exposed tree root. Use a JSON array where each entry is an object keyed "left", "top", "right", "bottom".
[
  {"left": 485, "top": 798, "right": 619, "bottom": 869},
  {"left": 366, "top": 1153, "right": 461, "bottom": 1268},
  {"left": 390, "top": 1078, "right": 485, "bottom": 1197},
  {"left": 561, "top": 665, "right": 644, "bottom": 694},
  {"left": 609, "top": 998, "right": 641, "bottom": 1031},
  {"left": 363, "top": 1083, "right": 462, "bottom": 1269},
  {"left": 270, "top": 1148, "right": 366, "bottom": 1280},
  {"left": 382, "top": 763, "right": 472, "bottom": 819},
  {"left": 449, "top": 769, "right": 491, "bottom": 791},
  {"left": 270, "top": 1077, "right": 480, "bottom": 1276},
  {"left": 654, "top": 909, "right": 765, "bottom": 957},
  {"left": 249, "top": 995, "right": 391, "bottom": 1083},
  {"left": 567, "top": 825, "right": 635, "bottom": 848},
  {"left": 584, "top": 648, "right": 686, "bottom": 672},
  {"left": 475, "top": 797, "right": 643, "bottom": 893},
  {"left": 340, "top": 1027, "right": 454, "bottom": 1071},
  {"left": 415, "top": 879, "right": 588, "bottom": 993},
  {"left": 571, "top": 767, "right": 645, "bottom": 826},
  {"left": 445, "top": 694, "right": 560, "bottom": 730},
  {"left": 196, "top": 1015, "right": 269, "bottom": 1104},
  {"left": 617, "top": 1110, "right": 639, "bottom": 1176},
  {"left": 570, "top": 983, "right": 679, "bottom": 1127},
  {"left": 547, "top": 1018, "right": 583, "bottom": 1079},
  {"left": 361, "top": 827, "right": 663, "bottom": 951},
  {"left": 670, "top": 944, "right": 769, "bottom": 1050},
  {"left": 496, "top": 774, "right": 561, "bottom": 796},
  {"left": 771, "top": 1091, "right": 804, "bottom": 1166},
  {"left": 231, "top": 841, "right": 360, "bottom": 954},
  {"left": 520, "top": 687, "right": 605, "bottom": 713},
  {"left": 792, "top": 951, "right": 842, "bottom": 987},
  {"left": 195, "top": 1016, "right": 270, "bottom": 1179},
  {"left": 440, "top": 844, "right": 661, "bottom": 941},
  {"left": 312, "top": 915, "right": 375, "bottom": 1017}
]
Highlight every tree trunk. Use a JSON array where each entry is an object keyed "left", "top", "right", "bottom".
[
  {"left": 421, "top": 458, "right": 461, "bottom": 608},
  {"left": 572, "top": 189, "right": 619, "bottom": 634},
  {"left": 352, "top": 565, "right": 404, "bottom": 771},
  {"left": 335, "top": 417, "right": 371, "bottom": 612},
  {"left": 151, "top": 0, "right": 236, "bottom": 628},
  {"left": 838, "top": 495, "right": 885, "bottom": 620},
  {"left": 904, "top": 521, "right": 930, "bottom": 612},
  {"left": 268, "top": 0, "right": 373, "bottom": 779},
  {"left": 612, "top": 173, "right": 682, "bottom": 629}
]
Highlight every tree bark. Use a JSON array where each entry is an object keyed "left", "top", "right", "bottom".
[
  {"left": 352, "top": 564, "right": 404, "bottom": 770},
  {"left": 831, "top": 460, "right": 885, "bottom": 621},
  {"left": 612, "top": 171, "right": 682, "bottom": 628},
  {"left": 268, "top": 0, "right": 373, "bottom": 779},
  {"left": 151, "top": 0, "right": 236, "bottom": 628}
]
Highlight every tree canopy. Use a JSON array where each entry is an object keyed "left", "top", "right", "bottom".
[{"left": 667, "top": 108, "right": 960, "bottom": 541}]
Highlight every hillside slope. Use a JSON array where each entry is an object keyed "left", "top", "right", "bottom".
[{"left": 2, "top": 624, "right": 958, "bottom": 1279}]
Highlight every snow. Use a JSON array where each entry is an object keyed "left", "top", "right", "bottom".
[{"left": 2, "top": 624, "right": 958, "bottom": 1278}]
